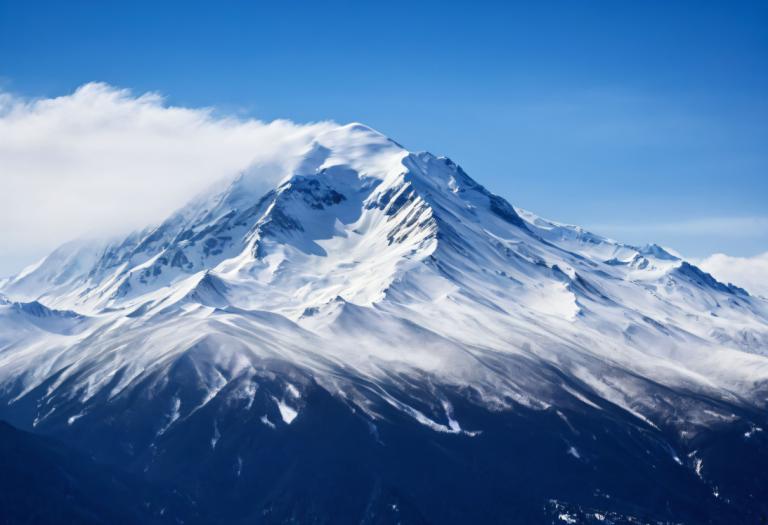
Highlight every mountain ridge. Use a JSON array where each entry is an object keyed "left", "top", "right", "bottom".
[{"left": 1, "top": 122, "right": 767, "bottom": 523}]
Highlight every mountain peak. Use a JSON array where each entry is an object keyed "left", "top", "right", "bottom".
[
  {"left": 2, "top": 121, "right": 768, "bottom": 523},
  {"left": 0, "top": 122, "right": 748, "bottom": 326}
]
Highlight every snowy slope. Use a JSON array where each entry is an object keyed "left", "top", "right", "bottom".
[
  {"left": 1, "top": 122, "right": 767, "bottom": 523},
  {"left": 2, "top": 121, "right": 767, "bottom": 428}
]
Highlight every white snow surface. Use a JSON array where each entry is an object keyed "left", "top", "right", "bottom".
[{"left": 1, "top": 122, "right": 767, "bottom": 436}]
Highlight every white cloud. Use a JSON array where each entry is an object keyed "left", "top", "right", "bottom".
[
  {"left": 0, "top": 83, "right": 335, "bottom": 275},
  {"left": 698, "top": 252, "right": 768, "bottom": 298}
]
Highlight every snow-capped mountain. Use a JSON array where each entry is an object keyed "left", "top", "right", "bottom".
[{"left": 1, "top": 123, "right": 767, "bottom": 524}]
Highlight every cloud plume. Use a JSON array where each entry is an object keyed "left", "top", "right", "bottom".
[
  {"left": 0, "top": 82, "right": 334, "bottom": 275},
  {"left": 698, "top": 252, "right": 768, "bottom": 299}
]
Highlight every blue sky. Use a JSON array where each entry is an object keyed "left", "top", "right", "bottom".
[{"left": 1, "top": 0, "right": 767, "bottom": 262}]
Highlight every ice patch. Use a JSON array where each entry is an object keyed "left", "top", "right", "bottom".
[
  {"left": 272, "top": 396, "right": 299, "bottom": 424},
  {"left": 561, "top": 384, "right": 602, "bottom": 410},
  {"left": 261, "top": 414, "right": 276, "bottom": 429},
  {"left": 211, "top": 420, "right": 220, "bottom": 450},
  {"left": 67, "top": 412, "right": 84, "bottom": 425},
  {"left": 689, "top": 453, "right": 704, "bottom": 480},
  {"left": 380, "top": 394, "right": 479, "bottom": 436},
  {"left": 567, "top": 446, "right": 581, "bottom": 459},
  {"left": 285, "top": 383, "right": 300, "bottom": 399},
  {"left": 32, "top": 405, "right": 56, "bottom": 428},
  {"left": 442, "top": 400, "right": 461, "bottom": 432},
  {"left": 157, "top": 396, "right": 181, "bottom": 436}
]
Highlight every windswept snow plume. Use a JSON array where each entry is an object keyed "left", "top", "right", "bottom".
[{"left": 0, "top": 83, "right": 334, "bottom": 275}]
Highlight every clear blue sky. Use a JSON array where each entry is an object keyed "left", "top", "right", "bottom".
[{"left": 1, "top": 0, "right": 766, "bottom": 258}]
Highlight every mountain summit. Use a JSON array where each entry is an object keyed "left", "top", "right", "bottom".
[{"left": 2, "top": 123, "right": 767, "bottom": 524}]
